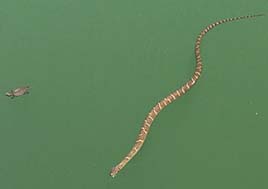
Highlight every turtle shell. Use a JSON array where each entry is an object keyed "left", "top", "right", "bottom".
[{"left": 13, "top": 86, "right": 30, "bottom": 96}]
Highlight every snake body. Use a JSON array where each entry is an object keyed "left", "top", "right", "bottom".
[{"left": 110, "top": 14, "right": 264, "bottom": 177}]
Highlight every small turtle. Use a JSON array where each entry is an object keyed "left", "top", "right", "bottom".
[{"left": 6, "top": 86, "right": 30, "bottom": 99}]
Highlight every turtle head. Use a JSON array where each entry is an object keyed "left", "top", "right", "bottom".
[{"left": 5, "top": 91, "right": 14, "bottom": 97}]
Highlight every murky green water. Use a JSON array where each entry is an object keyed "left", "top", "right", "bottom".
[{"left": 0, "top": 1, "right": 267, "bottom": 188}]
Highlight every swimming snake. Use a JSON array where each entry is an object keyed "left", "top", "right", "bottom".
[{"left": 110, "top": 14, "right": 264, "bottom": 177}]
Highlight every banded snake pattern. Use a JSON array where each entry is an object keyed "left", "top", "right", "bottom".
[{"left": 110, "top": 14, "right": 264, "bottom": 177}]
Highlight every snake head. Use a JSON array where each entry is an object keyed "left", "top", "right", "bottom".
[{"left": 110, "top": 166, "right": 120, "bottom": 178}]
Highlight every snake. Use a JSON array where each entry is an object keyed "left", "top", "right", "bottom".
[{"left": 110, "top": 14, "right": 264, "bottom": 177}]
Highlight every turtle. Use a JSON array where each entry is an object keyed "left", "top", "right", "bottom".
[{"left": 6, "top": 86, "right": 30, "bottom": 99}]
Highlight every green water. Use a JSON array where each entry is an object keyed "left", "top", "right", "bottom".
[{"left": 0, "top": 1, "right": 267, "bottom": 189}]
